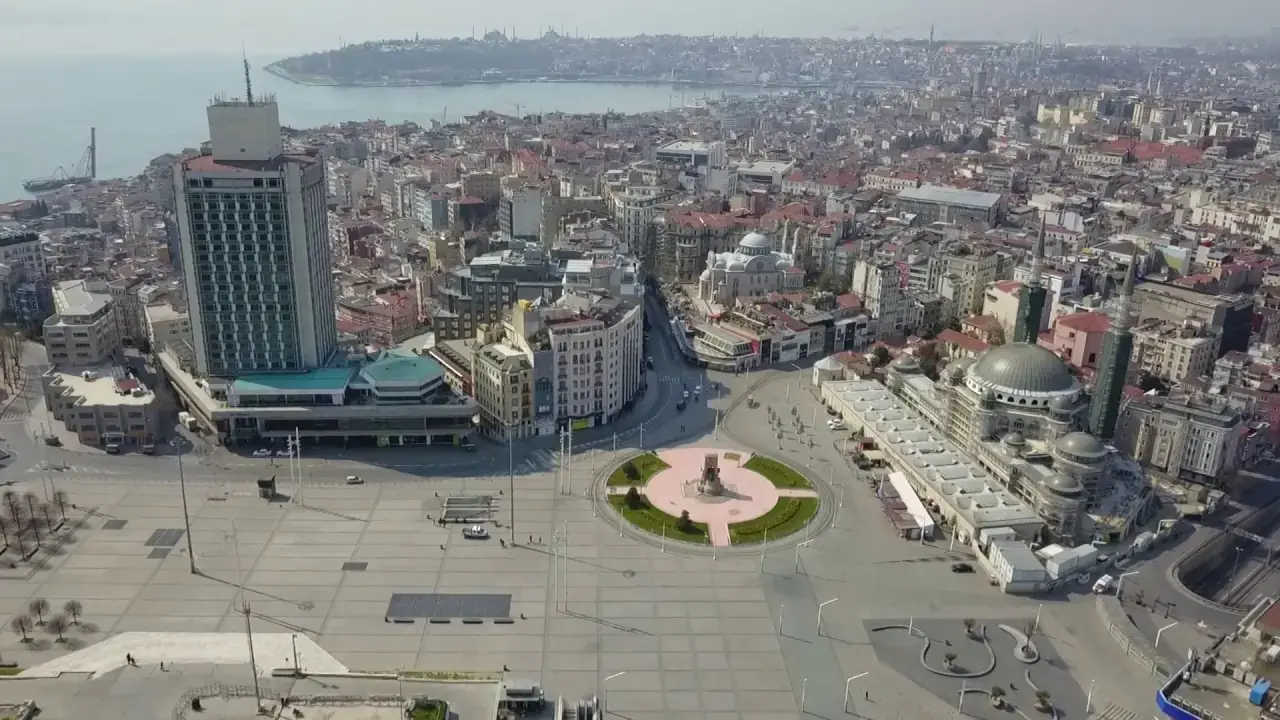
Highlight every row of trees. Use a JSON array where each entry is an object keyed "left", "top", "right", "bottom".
[
  {"left": 10, "top": 598, "right": 83, "bottom": 645},
  {"left": 0, "top": 326, "right": 23, "bottom": 388},
  {"left": 0, "top": 489, "right": 71, "bottom": 559}
]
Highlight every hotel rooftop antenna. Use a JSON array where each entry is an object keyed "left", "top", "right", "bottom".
[{"left": 242, "top": 49, "right": 255, "bottom": 106}]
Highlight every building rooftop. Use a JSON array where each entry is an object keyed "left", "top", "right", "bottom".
[
  {"left": 45, "top": 365, "right": 154, "bottom": 407},
  {"left": 360, "top": 349, "right": 445, "bottom": 385},
  {"left": 232, "top": 368, "right": 355, "bottom": 394},
  {"left": 896, "top": 184, "right": 1004, "bottom": 209},
  {"left": 53, "top": 279, "right": 111, "bottom": 316}
]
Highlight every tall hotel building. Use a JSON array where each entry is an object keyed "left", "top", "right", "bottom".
[{"left": 173, "top": 97, "right": 337, "bottom": 376}]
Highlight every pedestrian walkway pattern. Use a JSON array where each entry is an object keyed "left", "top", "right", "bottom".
[
  {"left": 626, "top": 447, "right": 818, "bottom": 547},
  {"left": 20, "top": 631, "right": 347, "bottom": 677}
]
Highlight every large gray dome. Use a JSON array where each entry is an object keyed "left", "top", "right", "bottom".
[
  {"left": 1054, "top": 431, "right": 1109, "bottom": 461},
  {"left": 739, "top": 232, "right": 771, "bottom": 249},
  {"left": 971, "top": 343, "right": 1078, "bottom": 395},
  {"left": 1043, "top": 472, "right": 1084, "bottom": 496}
]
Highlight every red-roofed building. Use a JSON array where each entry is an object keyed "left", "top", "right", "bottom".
[
  {"left": 937, "top": 329, "right": 991, "bottom": 359},
  {"left": 1039, "top": 312, "right": 1110, "bottom": 371}
]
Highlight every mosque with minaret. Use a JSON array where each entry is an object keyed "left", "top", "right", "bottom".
[
  {"left": 886, "top": 220, "right": 1153, "bottom": 542},
  {"left": 697, "top": 230, "right": 804, "bottom": 304}
]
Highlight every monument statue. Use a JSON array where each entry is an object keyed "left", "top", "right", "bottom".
[{"left": 697, "top": 454, "right": 724, "bottom": 496}]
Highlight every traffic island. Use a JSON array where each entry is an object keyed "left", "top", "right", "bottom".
[{"left": 603, "top": 448, "right": 820, "bottom": 547}]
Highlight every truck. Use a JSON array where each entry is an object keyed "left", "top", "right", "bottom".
[{"left": 178, "top": 412, "right": 198, "bottom": 431}]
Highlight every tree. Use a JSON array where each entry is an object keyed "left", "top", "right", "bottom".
[
  {"left": 23, "top": 493, "right": 41, "bottom": 546},
  {"left": 63, "top": 600, "right": 83, "bottom": 626},
  {"left": 9, "top": 615, "right": 31, "bottom": 643},
  {"left": 1035, "top": 690, "right": 1052, "bottom": 712},
  {"left": 870, "top": 346, "right": 891, "bottom": 368},
  {"left": 990, "top": 686, "right": 1006, "bottom": 708},
  {"left": 677, "top": 510, "right": 695, "bottom": 534},
  {"left": 28, "top": 598, "right": 48, "bottom": 625},
  {"left": 624, "top": 486, "right": 644, "bottom": 510},
  {"left": 963, "top": 618, "right": 977, "bottom": 638},
  {"left": 52, "top": 490, "right": 69, "bottom": 522},
  {"left": 943, "top": 652, "right": 957, "bottom": 669},
  {"left": 622, "top": 462, "right": 640, "bottom": 483},
  {"left": 46, "top": 614, "right": 68, "bottom": 643},
  {"left": 0, "top": 514, "right": 10, "bottom": 551}
]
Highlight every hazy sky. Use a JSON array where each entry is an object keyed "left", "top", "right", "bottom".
[{"left": 2, "top": 0, "right": 1278, "bottom": 57}]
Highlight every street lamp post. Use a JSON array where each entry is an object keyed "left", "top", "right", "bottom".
[
  {"left": 507, "top": 422, "right": 515, "bottom": 544},
  {"left": 777, "top": 603, "right": 785, "bottom": 636},
  {"left": 795, "top": 539, "right": 814, "bottom": 573},
  {"left": 1155, "top": 620, "right": 1178, "bottom": 649},
  {"left": 818, "top": 598, "right": 838, "bottom": 636},
  {"left": 603, "top": 671, "right": 626, "bottom": 717},
  {"left": 1231, "top": 546, "right": 1244, "bottom": 583},
  {"left": 170, "top": 436, "right": 196, "bottom": 574},
  {"left": 1032, "top": 603, "right": 1043, "bottom": 635},
  {"left": 1085, "top": 679, "right": 1095, "bottom": 713},
  {"left": 844, "top": 672, "right": 868, "bottom": 714},
  {"left": 1116, "top": 570, "right": 1140, "bottom": 601}
]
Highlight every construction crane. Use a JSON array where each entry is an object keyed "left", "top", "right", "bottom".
[
  {"left": 502, "top": 101, "right": 524, "bottom": 118},
  {"left": 24, "top": 127, "right": 96, "bottom": 194}
]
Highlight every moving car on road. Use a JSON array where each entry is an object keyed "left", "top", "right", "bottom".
[
  {"left": 462, "top": 525, "right": 489, "bottom": 539},
  {"left": 44, "top": 436, "right": 61, "bottom": 447},
  {"left": 951, "top": 562, "right": 974, "bottom": 574},
  {"left": 345, "top": 475, "right": 363, "bottom": 485},
  {"left": 252, "top": 449, "right": 272, "bottom": 457},
  {"left": 276, "top": 449, "right": 294, "bottom": 458}
]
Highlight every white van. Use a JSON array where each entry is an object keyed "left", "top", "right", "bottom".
[{"left": 1093, "top": 574, "right": 1115, "bottom": 594}]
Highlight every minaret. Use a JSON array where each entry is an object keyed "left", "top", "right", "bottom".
[
  {"left": 1088, "top": 253, "right": 1137, "bottom": 439},
  {"left": 1013, "top": 216, "right": 1048, "bottom": 343}
]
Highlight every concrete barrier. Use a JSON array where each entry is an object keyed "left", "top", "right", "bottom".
[{"left": 1094, "top": 595, "right": 1171, "bottom": 679}]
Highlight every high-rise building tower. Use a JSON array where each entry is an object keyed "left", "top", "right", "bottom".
[
  {"left": 174, "top": 94, "right": 337, "bottom": 376},
  {"left": 1013, "top": 217, "right": 1047, "bottom": 344},
  {"left": 1089, "top": 254, "right": 1137, "bottom": 439}
]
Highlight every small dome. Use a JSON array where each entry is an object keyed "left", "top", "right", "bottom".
[
  {"left": 776, "top": 259, "right": 791, "bottom": 271},
  {"left": 1044, "top": 472, "right": 1084, "bottom": 495},
  {"left": 1002, "top": 432, "right": 1026, "bottom": 446},
  {"left": 739, "top": 231, "right": 771, "bottom": 249},
  {"left": 891, "top": 355, "right": 920, "bottom": 373},
  {"left": 727, "top": 261, "right": 746, "bottom": 272},
  {"left": 713, "top": 259, "right": 726, "bottom": 269},
  {"left": 947, "top": 363, "right": 968, "bottom": 380},
  {"left": 1051, "top": 395, "right": 1075, "bottom": 412},
  {"left": 699, "top": 269, "right": 712, "bottom": 281},
  {"left": 1054, "top": 431, "right": 1108, "bottom": 460}
]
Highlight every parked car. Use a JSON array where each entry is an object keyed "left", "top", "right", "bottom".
[
  {"left": 462, "top": 525, "right": 489, "bottom": 539},
  {"left": 44, "top": 436, "right": 62, "bottom": 447},
  {"left": 276, "top": 449, "right": 294, "bottom": 458},
  {"left": 951, "top": 562, "right": 975, "bottom": 574},
  {"left": 345, "top": 475, "right": 363, "bottom": 485},
  {"left": 252, "top": 449, "right": 272, "bottom": 457},
  {"left": 677, "top": 399, "right": 687, "bottom": 412}
]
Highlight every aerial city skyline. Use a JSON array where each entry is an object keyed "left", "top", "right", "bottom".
[{"left": 0, "top": 24, "right": 1278, "bottom": 720}]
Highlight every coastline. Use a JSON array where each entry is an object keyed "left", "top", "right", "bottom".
[{"left": 262, "top": 62, "right": 822, "bottom": 90}]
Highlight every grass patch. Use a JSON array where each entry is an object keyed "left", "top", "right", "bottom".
[
  {"left": 609, "top": 495, "right": 710, "bottom": 544},
  {"left": 743, "top": 455, "right": 812, "bottom": 489},
  {"left": 399, "top": 670, "right": 495, "bottom": 680},
  {"left": 606, "top": 452, "right": 670, "bottom": 486},
  {"left": 729, "top": 497, "right": 820, "bottom": 545},
  {"left": 0, "top": 667, "right": 21, "bottom": 676},
  {"left": 409, "top": 700, "right": 448, "bottom": 720}
]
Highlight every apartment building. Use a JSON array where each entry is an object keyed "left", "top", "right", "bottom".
[
  {"left": 144, "top": 302, "right": 193, "bottom": 354},
  {"left": 852, "top": 260, "right": 908, "bottom": 340},
  {"left": 1130, "top": 321, "right": 1218, "bottom": 385},
  {"left": 45, "top": 280, "right": 120, "bottom": 366},
  {"left": 893, "top": 185, "right": 1006, "bottom": 226},
  {"left": 1134, "top": 282, "right": 1254, "bottom": 356},
  {"left": 433, "top": 247, "right": 562, "bottom": 341},
  {"left": 1115, "top": 392, "right": 1245, "bottom": 488},
  {"left": 472, "top": 340, "right": 534, "bottom": 440}
]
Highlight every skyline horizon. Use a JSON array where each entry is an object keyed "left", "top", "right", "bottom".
[{"left": 3, "top": 0, "right": 1280, "bottom": 58}]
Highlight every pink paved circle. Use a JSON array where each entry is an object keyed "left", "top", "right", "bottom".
[{"left": 644, "top": 448, "right": 780, "bottom": 526}]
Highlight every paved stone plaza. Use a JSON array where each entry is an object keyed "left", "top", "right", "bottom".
[{"left": 0, "top": 369, "right": 1165, "bottom": 720}]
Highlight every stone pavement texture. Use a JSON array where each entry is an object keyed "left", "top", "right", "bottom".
[{"left": 0, "top": 366, "right": 1165, "bottom": 720}]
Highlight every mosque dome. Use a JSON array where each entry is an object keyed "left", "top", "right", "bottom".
[
  {"left": 1054, "top": 431, "right": 1109, "bottom": 463},
  {"left": 890, "top": 355, "right": 920, "bottom": 373},
  {"left": 727, "top": 261, "right": 746, "bottom": 272},
  {"left": 699, "top": 269, "right": 712, "bottom": 281},
  {"left": 739, "top": 232, "right": 771, "bottom": 250},
  {"left": 1050, "top": 395, "right": 1076, "bottom": 412},
  {"left": 1002, "top": 432, "right": 1026, "bottom": 447},
  {"left": 1043, "top": 472, "right": 1084, "bottom": 496},
  {"left": 971, "top": 343, "right": 1078, "bottom": 396}
]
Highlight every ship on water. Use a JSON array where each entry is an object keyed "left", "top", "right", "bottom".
[{"left": 23, "top": 128, "right": 96, "bottom": 194}]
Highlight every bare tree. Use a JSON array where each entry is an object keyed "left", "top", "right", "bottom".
[
  {"left": 23, "top": 493, "right": 40, "bottom": 546},
  {"left": 9, "top": 615, "right": 31, "bottom": 643},
  {"left": 46, "top": 615, "right": 68, "bottom": 643},
  {"left": 63, "top": 600, "right": 82, "bottom": 626},
  {"left": 39, "top": 501, "right": 54, "bottom": 532},
  {"left": 51, "top": 490, "right": 69, "bottom": 522},
  {"left": 0, "top": 514, "right": 10, "bottom": 551},
  {"left": 27, "top": 598, "right": 48, "bottom": 625}
]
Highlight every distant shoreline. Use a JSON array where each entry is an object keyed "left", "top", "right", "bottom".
[{"left": 262, "top": 62, "right": 822, "bottom": 90}]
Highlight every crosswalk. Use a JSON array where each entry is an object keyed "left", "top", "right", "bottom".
[
  {"left": 524, "top": 449, "right": 557, "bottom": 472},
  {"left": 1094, "top": 702, "right": 1141, "bottom": 720},
  {"left": 26, "top": 464, "right": 131, "bottom": 476}
]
